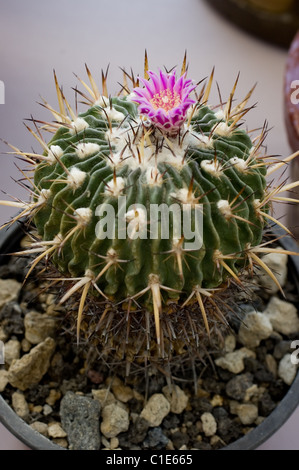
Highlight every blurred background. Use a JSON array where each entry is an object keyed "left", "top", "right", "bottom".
[{"left": 0, "top": 0, "right": 298, "bottom": 450}]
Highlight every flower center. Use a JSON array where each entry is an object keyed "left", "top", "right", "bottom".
[{"left": 150, "top": 89, "right": 181, "bottom": 113}]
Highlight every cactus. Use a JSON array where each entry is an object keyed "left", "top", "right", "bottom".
[{"left": 1, "top": 55, "right": 299, "bottom": 364}]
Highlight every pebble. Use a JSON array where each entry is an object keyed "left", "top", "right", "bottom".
[
  {"left": 278, "top": 354, "right": 297, "bottom": 385},
  {"left": 265, "top": 354, "right": 277, "bottom": 378},
  {"left": 21, "top": 338, "right": 31, "bottom": 353},
  {"left": 162, "top": 385, "right": 189, "bottom": 414},
  {"left": 258, "top": 251, "right": 288, "bottom": 295},
  {"left": 210, "top": 394, "right": 224, "bottom": 407},
  {"left": 0, "top": 279, "right": 21, "bottom": 309},
  {"left": 143, "top": 427, "right": 169, "bottom": 449},
  {"left": 101, "top": 403, "right": 129, "bottom": 438},
  {"left": 0, "top": 369, "right": 8, "bottom": 392},
  {"left": 11, "top": 391, "right": 29, "bottom": 419},
  {"left": 238, "top": 311, "right": 273, "bottom": 348},
  {"left": 110, "top": 437, "right": 119, "bottom": 450},
  {"left": 48, "top": 422, "right": 67, "bottom": 438},
  {"left": 225, "top": 373, "right": 254, "bottom": 401},
  {"left": 215, "top": 348, "right": 256, "bottom": 374},
  {"left": 46, "top": 389, "right": 61, "bottom": 406},
  {"left": 52, "top": 438, "right": 68, "bottom": 448},
  {"left": 235, "top": 404, "right": 258, "bottom": 425},
  {"left": 43, "top": 404, "right": 53, "bottom": 416},
  {"left": 264, "top": 297, "right": 299, "bottom": 335},
  {"left": 24, "top": 311, "right": 59, "bottom": 345},
  {"left": 111, "top": 382, "right": 134, "bottom": 403},
  {"left": 7, "top": 337, "right": 56, "bottom": 391},
  {"left": 201, "top": 412, "right": 217, "bottom": 437},
  {"left": 274, "top": 340, "right": 293, "bottom": 360},
  {"left": 60, "top": 391, "right": 101, "bottom": 450},
  {"left": 30, "top": 421, "right": 48, "bottom": 437},
  {"left": 4, "top": 339, "right": 21, "bottom": 365},
  {"left": 224, "top": 334, "right": 236, "bottom": 353},
  {"left": 140, "top": 393, "right": 170, "bottom": 427},
  {"left": 92, "top": 388, "right": 116, "bottom": 407},
  {"left": 0, "top": 326, "right": 8, "bottom": 342}
]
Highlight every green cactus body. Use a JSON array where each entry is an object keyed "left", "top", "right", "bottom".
[{"left": 33, "top": 95, "right": 267, "bottom": 308}]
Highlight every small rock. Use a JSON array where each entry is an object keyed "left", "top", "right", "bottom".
[
  {"left": 171, "top": 431, "right": 189, "bottom": 449},
  {"left": 235, "top": 404, "right": 258, "bottom": 425},
  {"left": 215, "top": 348, "right": 256, "bottom": 374},
  {"left": 101, "top": 403, "right": 129, "bottom": 438},
  {"left": 278, "top": 354, "right": 297, "bottom": 385},
  {"left": 265, "top": 354, "right": 277, "bottom": 378},
  {"left": 30, "top": 421, "right": 48, "bottom": 437},
  {"left": 258, "top": 251, "right": 287, "bottom": 294},
  {"left": 21, "top": 338, "right": 31, "bottom": 353},
  {"left": 46, "top": 389, "right": 61, "bottom": 406},
  {"left": 92, "top": 389, "right": 116, "bottom": 407},
  {"left": 264, "top": 297, "right": 299, "bottom": 335},
  {"left": 0, "top": 370, "right": 8, "bottom": 392},
  {"left": 143, "top": 427, "right": 169, "bottom": 449},
  {"left": 7, "top": 337, "right": 56, "bottom": 391},
  {"left": 0, "top": 302, "right": 24, "bottom": 336},
  {"left": 224, "top": 334, "right": 236, "bottom": 353},
  {"left": 4, "top": 339, "right": 21, "bottom": 365},
  {"left": 32, "top": 405, "right": 43, "bottom": 414},
  {"left": 140, "top": 393, "right": 170, "bottom": 427},
  {"left": 24, "top": 311, "right": 59, "bottom": 344},
  {"left": 258, "top": 391, "right": 276, "bottom": 417},
  {"left": 0, "top": 326, "right": 8, "bottom": 342},
  {"left": 53, "top": 438, "right": 68, "bottom": 448},
  {"left": 226, "top": 373, "right": 254, "bottom": 401},
  {"left": 48, "top": 422, "right": 67, "bottom": 438},
  {"left": 43, "top": 404, "right": 53, "bottom": 416},
  {"left": 201, "top": 412, "right": 217, "bottom": 437},
  {"left": 0, "top": 279, "right": 21, "bottom": 309},
  {"left": 274, "top": 340, "right": 293, "bottom": 360},
  {"left": 11, "top": 391, "right": 29, "bottom": 419},
  {"left": 111, "top": 384, "right": 134, "bottom": 403},
  {"left": 210, "top": 394, "right": 223, "bottom": 407},
  {"left": 238, "top": 311, "right": 273, "bottom": 348},
  {"left": 60, "top": 391, "right": 101, "bottom": 450},
  {"left": 87, "top": 369, "right": 104, "bottom": 384},
  {"left": 110, "top": 437, "right": 119, "bottom": 450},
  {"left": 162, "top": 385, "right": 189, "bottom": 414}
]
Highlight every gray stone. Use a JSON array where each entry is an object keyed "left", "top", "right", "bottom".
[
  {"left": 278, "top": 354, "right": 297, "bottom": 385},
  {"left": 24, "top": 311, "right": 59, "bottom": 344},
  {"left": 7, "top": 337, "right": 55, "bottom": 391},
  {"left": 11, "top": 391, "right": 29, "bottom": 419},
  {"left": 215, "top": 348, "right": 256, "bottom": 374},
  {"left": 264, "top": 297, "right": 299, "bottom": 335},
  {"left": 226, "top": 373, "right": 254, "bottom": 401},
  {"left": 140, "top": 393, "right": 170, "bottom": 427},
  {"left": 162, "top": 385, "right": 189, "bottom": 414},
  {"left": 101, "top": 403, "right": 129, "bottom": 438},
  {"left": 143, "top": 427, "right": 169, "bottom": 449},
  {"left": 0, "top": 279, "right": 21, "bottom": 310},
  {"left": 60, "top": 391, "right": 101, "bottom": 450},
  {"left": 201, "top": 412, "right": 217, "bottom": 437},
  {"left": 4, "top": 339, "right": 21, "bottom": 365},
  {"left": 238, "top": 311, "right": 273, "bottom": 348},
  {"left": 258, "top": 251, "right": 288, "bottom": 294}
]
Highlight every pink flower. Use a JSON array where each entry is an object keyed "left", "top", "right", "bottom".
[{"left": 133, "top": 69, "right": 196, "bottom": 134}]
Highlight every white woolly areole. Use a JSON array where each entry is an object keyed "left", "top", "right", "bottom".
[
  {"left": 75, "top": 142, "right": 100, "bottom": 159},
  {"left": 74, "top": 207, "right": 92, "bottom": 225},
  {"left": 105, "top": 176, "right": 125, "bottom": 196},
  {"left": 70, "top": 118, "right": 89, "bottom": 135},
  {"left": 215, "top": 109, "right": 226, "bottom": 120},
  {"left": 125, "top": 207, "right": 147, "bottom": 223},
  {"left": 67, "top": 167, "right": 87, "bottom": 189},
  {"left": 229, "top": 157, "right": 248, "bottom": 172},
  {"left": 217, "top": 200, "right": 232, "bottom": 218},
  {"left": 201, "top": 159, "right": 223, "bottom": 176},
  {"left": 47, "top": 145, "right": 63, "bottom": 163},
  {"left": 171, "top": 188, "right": 199, "bottom": 208},
  {"left": 95, "top": 96, "right": 109, "bottom": 107},
  {"left": 146, "top": 167, "right": 163, "bottom": 186},
  {"left": 253, "top": 199, "right": 261, "bottom": 209},
  {"left": 101, "top": 106, "right": 125, "bottom": 122},
  {"left": 214, "top": 121, "right": 232, "bottom": 137},
  {"left": 38, "top": 189, "right": 51, "bottom": 205}
]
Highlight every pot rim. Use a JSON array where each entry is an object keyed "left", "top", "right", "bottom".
[{"left": 0, "top": 220, "right": 298, "bottom": 450}]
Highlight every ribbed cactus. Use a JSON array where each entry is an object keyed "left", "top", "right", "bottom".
[{"left": 1, "top": 56, "right": 298, "bottom": 362}]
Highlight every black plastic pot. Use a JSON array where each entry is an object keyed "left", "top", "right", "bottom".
[{"left": 0, "top": 220, "right": 298, "bottom": 450}]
